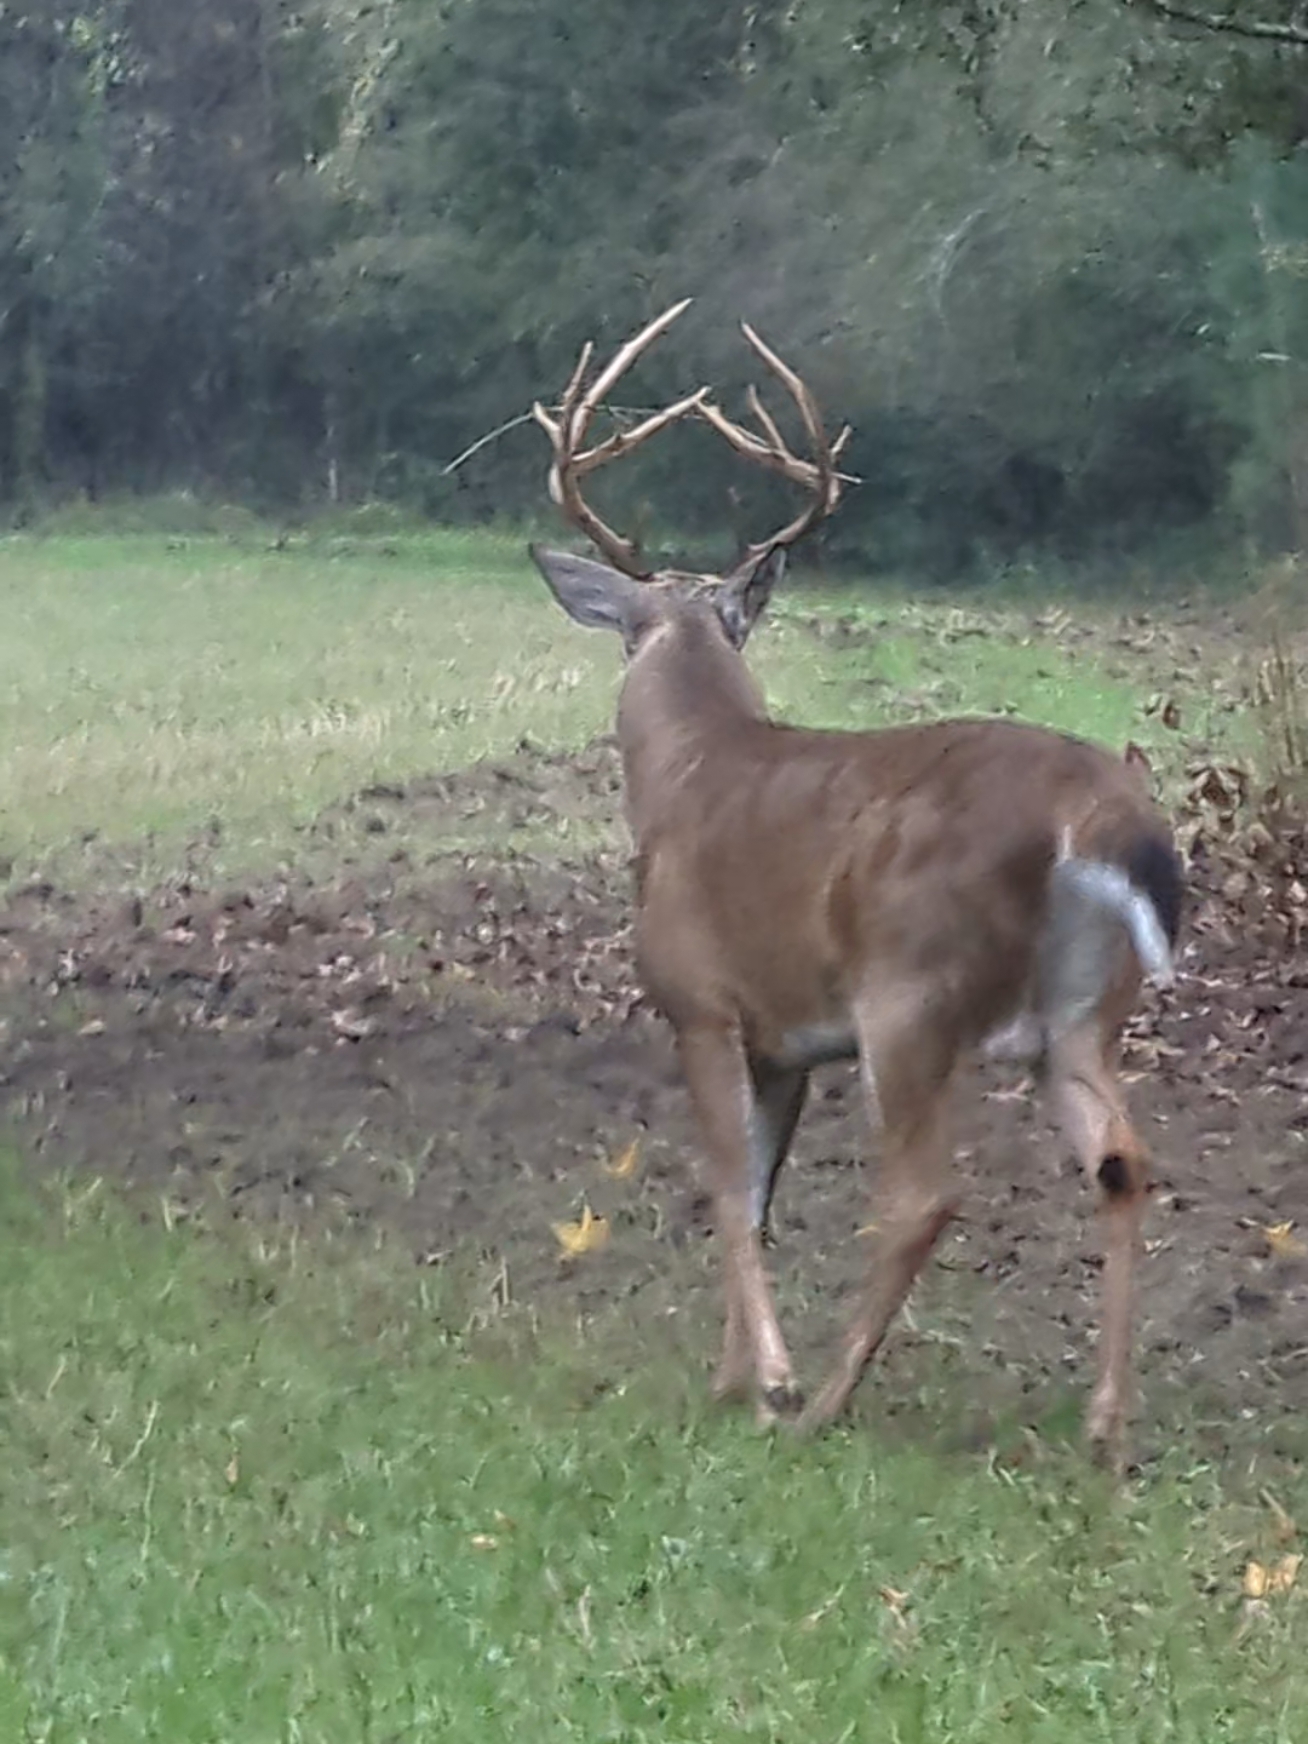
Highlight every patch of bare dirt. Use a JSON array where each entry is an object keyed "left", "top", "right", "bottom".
[{"left": 2, "top": 741, "right": 1306, "bottom": 1461}]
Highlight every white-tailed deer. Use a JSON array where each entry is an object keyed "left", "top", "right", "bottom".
[{"left": 528, "top": 302, "right": 1183, "bottom": 1470}]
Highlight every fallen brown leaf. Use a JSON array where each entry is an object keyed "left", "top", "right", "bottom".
[
  {"left": 553, "top": 1202, "right": 610, "bottom": 1259},
  {"left": 1264, "top": 1221, "right": 1308, "bottom": 1261},
  {"left": 1243, "top": 1553, "right": 1301, "bottom": 1599},
  {"left": 602, "top": 1138, "right": 641, "bottom": 1181}
]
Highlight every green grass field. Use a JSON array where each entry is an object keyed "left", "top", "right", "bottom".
[
  {"left": 0, "top": 523, "right": 1298, "bottom": 1742},
  {"left": 1, "top": 1165, "right": 1302, "bottom": 1743},
  {"left": 0, "top": 524, "right": 1237, "bottom": 881}
]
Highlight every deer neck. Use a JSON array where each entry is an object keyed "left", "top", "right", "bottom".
[{"left": 615, "top": 611, "right": 766, "bottom": 844}]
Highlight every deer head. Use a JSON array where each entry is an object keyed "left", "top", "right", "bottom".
[{"left": 528, "top": 300, "right": 853, "bottom": 656}]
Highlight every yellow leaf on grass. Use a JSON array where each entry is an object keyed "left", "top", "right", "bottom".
[
  {"left": 603, "top": 1138, "right": 641, "bottom": 1180},
  {"left": 553, "top": 1202, "right": 610, "bottom": 1259},
  {"left": 224, "top": 1454, "right": 239, "bottom": 1486},
  {"left": 1243, "top": 1554, "right": 1302, "bottom": 1599},
  {"left": 1264, "top": 1221, "right": 1308, "bottom": 1260}
]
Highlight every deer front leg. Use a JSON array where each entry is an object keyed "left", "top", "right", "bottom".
[
  {"left": 677, "top": 1026, "right": 803, "bottom": 1422},
  {"left": 749, "top": 1060, "right": 809, "bottom": 1247},
  {"left": 1046, "top": 1024, "right": 1148, "bottom": 1475}
]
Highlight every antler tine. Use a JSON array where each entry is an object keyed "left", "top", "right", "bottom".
[
  {"left": 572, "top": 390, "right": 708, "bottom": 477},
  {"left": 573, "top": 298, "right": 694, "bottom": 447},
  {"left": 530, "top": 396, "right": 644, "bottom": 576},
  {"left": 533, "top": 300, "right": 700, "bottom": 579},
  {"left": 740, "top": 320, "right": 843, "bottom": 519},
  {"left": 746, "top": 383, "right": 788, "bottom": 462},
  {"left": 739, "top": 323, "right": 827, "bottom": 445},
  {"left": 747, "top": 380, "right": 855, "bottom": 478},
  {"left": 696, "top": 398, "right": 826, "bottom": 491},
  {"left": 696, "top": 321, "right": 857, "bottom": 564},
  {"left": 533, "top": 339, "right": 594, "bottom": 443}
]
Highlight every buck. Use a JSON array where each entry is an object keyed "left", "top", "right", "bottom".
[{"left": 528, "top": 301, "right": 1183, "bottom": 1469}]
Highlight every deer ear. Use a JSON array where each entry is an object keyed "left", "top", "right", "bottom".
[
  {"left": 716, "top": 548, "right": 785, "bottom": 649},
  {"left": 528, "top": 545, "right": 655, "bottom": 645}
]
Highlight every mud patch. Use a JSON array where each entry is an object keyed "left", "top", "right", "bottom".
[{"left": 2, "top": 742, "right": 1306, "bottom": 1460}]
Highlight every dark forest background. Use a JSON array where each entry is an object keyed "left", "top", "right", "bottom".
[{"left": 6, "top": 0, "right": 1308, "bottom": 575}]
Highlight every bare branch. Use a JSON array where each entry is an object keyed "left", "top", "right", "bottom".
[
  {"left": 451, "top": 400, "right": 698, "bottom": 476},
  {"left": 1137, "top": 0, "right": 1308, "bottom": 45},
  {"left": 442, "top": 411, "right": 538, "bottom": 476}
]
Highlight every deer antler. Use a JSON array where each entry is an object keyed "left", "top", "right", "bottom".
[
  {"left": 532, "top": 300, "right": 708, "bottom": 579},
  {"left": 697, "top": 323, "right": 856, "bottom": 568}
]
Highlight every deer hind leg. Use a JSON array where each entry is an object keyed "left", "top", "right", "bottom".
[
  {"left": 799, "top": 1000, "right": 960, "bottom": 1435},
  {"left": 677, "top": 1026, "right": 803, "bottom": 1422},
  {"left": 1044, "top": 1019, "right": 1147, "bottom": 1473}
]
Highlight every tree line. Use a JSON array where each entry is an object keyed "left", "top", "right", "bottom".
[{"left": 4, "top": 0, "right": 1308, "bottom": 574}]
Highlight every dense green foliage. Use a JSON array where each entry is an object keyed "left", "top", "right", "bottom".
[{"left": 5, "top": 1, "right": 1308, "bottom": 572}]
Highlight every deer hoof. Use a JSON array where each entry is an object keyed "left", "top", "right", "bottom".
[
  {"left": 756, "top": 1382, "right": 805, "bottom": 1427},
  {"left": 1085, "top": 1394, "right": 1128, "bottom": 1478},
  {"left": 792, "top": 1369, "right": 857, "bottom": 1438}
]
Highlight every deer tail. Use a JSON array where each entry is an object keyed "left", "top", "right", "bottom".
[{"left": 1038, "top": 827, "right": 1182, "bottom": 1038}]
